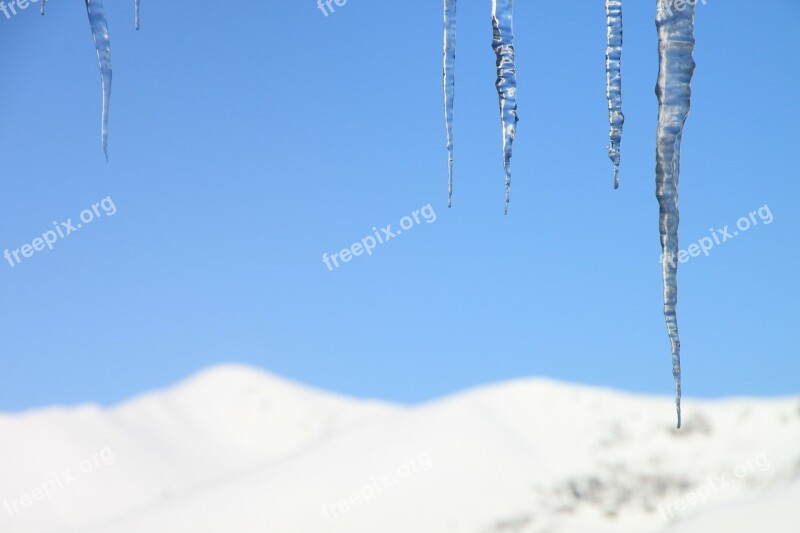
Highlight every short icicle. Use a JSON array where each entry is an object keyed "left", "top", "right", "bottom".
[
  {"left": 606, "top": 0, "right": 624, "bottom": 189},
  {"left": 655, "top": 0, "right": 696, "bottom": 429},
  {"left": 85, "top": 0, "right": 113, "bottom": 160},
  {"left": 491, "top": 0, "right": 518, "bottom": 214},
  {"left": 443, "top": 0, "right": 457, "bottom": 207}
]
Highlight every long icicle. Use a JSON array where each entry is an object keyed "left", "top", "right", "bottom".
[
  {"left": 41, "top": 0, "right": 46, "bottom": 15},
  {"left": 135, "top": 0, "right": 140, "bottom": 30},
  {"left": 85, "top": 0, "right": 113, "bottom": 160},
  {"left": 605, "top": 0, "right": 624, "bottom": 189},
  {"left": 655, "top": 0, "right": 696, "bottom": 429},
  {"left": 443, "top": 0, "right": 457, "bottom": 208},
  {"left": 491, "top": 0, "right": 518, "bottom": 215}
]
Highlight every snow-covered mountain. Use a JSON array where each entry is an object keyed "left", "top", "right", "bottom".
[{"left": 0, "top": 364, "right": 797, "bottom": 532}]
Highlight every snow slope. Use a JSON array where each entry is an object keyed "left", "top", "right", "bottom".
[{"left": 0, "top": 365, "right": 797, "bottom": 533}]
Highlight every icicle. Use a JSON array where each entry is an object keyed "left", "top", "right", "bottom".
[
  {"left": 443, "top": 0, "right": 457, "bottom": 208},
  {"left": 85, "top": 0, "right": 113, "bottom": 160},
  {"left": 41, "top": 0, "right": 46, "bottom": 15},
  {"left": 135, "top": 0, "right": 140, "bottom": 30},
  {"left": 491, "top": 0, "right": 518, "bottom": 215},
  {"left": 655, "top": 0, "right": 696, "bottom": 429},
  {"left": 605, "top": 0, "right": 624, "bottom": 189}
]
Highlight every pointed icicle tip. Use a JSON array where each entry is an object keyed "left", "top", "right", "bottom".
[
  {"left": 492, "top": 0, "right": 518, "bottom": 214},
  {"left": 443, "top": 0, "right": 457, "bottom": 209},
  {"left": 85, "top": 0, "right": 113, "bottom": 160}
]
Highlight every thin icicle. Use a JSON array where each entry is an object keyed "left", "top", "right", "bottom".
[
  {"left": 655, "top": 0, "right": 696, "bottom": 429},
  {"left": 605, "top": 0, "right": 624, "bottom": 189},
  {"left": 491, "top": 0, "right": 518, "bottom": 215},
  {"left": 85, "top": 0, "right": 113, "bottom": 160},
  {"left": 41, "top": 0, "right": 46, "bottom": 15},
  {"left": 135, "top": 0, "right": 140, "bottom": 30},
  {"left": 443, "top": 0, "right": 457, "bottom": 208}
]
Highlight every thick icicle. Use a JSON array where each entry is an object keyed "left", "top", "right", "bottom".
[
  {"left": 135, "top": 0, "right": 140, "bottom": 30},
  {"left": 605, "top": 0, "right": 624, "bottom": 189},
  {"left": 85, "top": 0, "right": 113, "bottom": 160},
  {"left": 655, "top": 0, "right": 696, "bottom": 429},
  {"left": 491, "top": 0, "right": 518, "bottom": 215},
  {"left": 443, "top": 0, "right": 456, "bottom": 207}
]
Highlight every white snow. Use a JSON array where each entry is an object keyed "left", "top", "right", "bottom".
[{"left": 0, "top": 364, "right": 797, "bottom": 532}]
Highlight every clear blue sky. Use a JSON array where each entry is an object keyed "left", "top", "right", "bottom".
[{"left": 1, "top": 1, "right": 797, "bottom": 412}]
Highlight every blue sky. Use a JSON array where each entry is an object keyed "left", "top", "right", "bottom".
[{"left": 1, "top": 0, "right": 797, "bottom": 412}]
